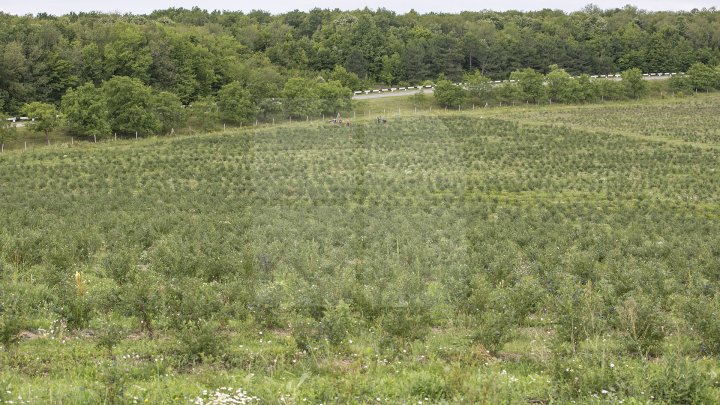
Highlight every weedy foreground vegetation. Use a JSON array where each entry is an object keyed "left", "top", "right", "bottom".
[{"left": 1, "top": 95, "right": 720, "bottom": 403}]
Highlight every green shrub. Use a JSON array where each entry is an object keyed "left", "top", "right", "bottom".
[
  {"left": 471, "top": 309, "right": 513, "bottom": 355},
  {"left": 0, "top": 313, "right": 23, "bottom": 351},
  {"left": 290, "top": 316, "right": 320, "bottom": 351},
  {"left": 98, "top": 361, "right": 129, "bottom": 404},
  {"left": 677, "top": 290, "right": 720, "bottom": 355},
  {"left": 550, "top": 352, "right": 633, "bottom": 399},
  {"left": 407, "top": 370, "right": 450, "bottom": 400},
  {"left": 54, "top": 272, "right": 94, "bottom": 330},
  {"left": 95, "top": 320, "right": 126, "bottom": 357},
  {"left": 553, "top": 281, "right": 609, "bottom": 348},
  {"left": 102, "top": 248, "right": 139, "bottom": 284},
  {"left": 164, "top": 278, "right": 224, "bottom": 328},
  {"left": 250, "top": 283, "right": 288, "bottom": 328},
  {"left": 319, "top": 300, "right": 358, "bottom": 346},
  {"left": 176, "top": 320, "right": 225, "bottom": 364},
  {"left": 614, "top": 295, "right": 665, "bottom": 356},
  {"left": 380, "top": 305, "right": 431, "bottom": 342},
  {"left": 119, "top": 270, "right": 165, "bottom": 335},
  {"left": 647, "top": 355, "right": 712, "bottom": 404}
]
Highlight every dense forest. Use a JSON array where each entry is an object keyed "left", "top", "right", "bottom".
[{"left": 1, "top": 6, "right": 719, "bottom": 127}]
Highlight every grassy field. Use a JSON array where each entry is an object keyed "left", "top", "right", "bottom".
[{"left": 1, "top": 95, "right": 720, "bottom": 403}]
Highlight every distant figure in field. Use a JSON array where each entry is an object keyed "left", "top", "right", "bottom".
[
  {"left": 346, "top": 120, "right": 350, "bottom": 127},
  {"left": 377, "top": 117, "right": 387, "bottom": 124}
]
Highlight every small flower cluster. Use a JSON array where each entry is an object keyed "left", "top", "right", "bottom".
[{"left": 193, "top": 387, "right": 259, "bottom": 404}]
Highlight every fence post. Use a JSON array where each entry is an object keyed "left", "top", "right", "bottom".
[
  {"left": 272, "top": 117, "right": 275, "bottom": 125},
  {"left": 135, "top": 131, "right": 138, "bottom": 139},
  {"left": 93, "top": 135, "right": 96, "bottom": 143},
  {"left": 72, "top": 137, "right": 74, "bottom": 145},
  {"left": 24, "top": 141, "right": 27, "bottom": 151}
]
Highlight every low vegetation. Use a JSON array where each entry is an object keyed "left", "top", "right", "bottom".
[{"left": 1, "top": 94, "right": 720, "bottom": 402}]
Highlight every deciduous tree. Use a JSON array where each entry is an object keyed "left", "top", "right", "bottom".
[
  {"left": 21, "top": 102, "right": 60, "bottom": 145},
  {"left": 103, "top": 76, "right": 160, "bottom": 136},
  {"left": 61, "top": 83, "right": 110, "bottom": 138},
  {"left": 217, "top": 81, "right": 256, "bottom": 125}
]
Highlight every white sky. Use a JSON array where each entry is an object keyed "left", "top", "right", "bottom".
[{"left": 0, "top": 1, "right": 717, "bottom": 16}]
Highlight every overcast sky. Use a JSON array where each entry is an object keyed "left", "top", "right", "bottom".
[{"left": 1, "top": 1, "right": 717, "bottom": 16}]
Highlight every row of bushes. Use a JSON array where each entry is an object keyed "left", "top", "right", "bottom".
[
  {"left": 0, "top": 75, "right": 353, "bottom": 145},
  {"left": 434, "top": 63, "right": 720, "bottom": 107}
]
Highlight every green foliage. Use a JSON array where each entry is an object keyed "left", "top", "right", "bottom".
[
  {"left": 407, "top": 370, "right": 450, "bottom": 400},
  {"left": 464, "top": 70, "right": 494, "bottom": 103},
  {"left": 186, "top": 96, "right": 219, "bottom": 132},
  {"left": 1, "top": 98, "right": 720, "bottom": 401},
  {"left": 176, "top": 320, "right": 225, "bottom": 364},
  {"left": 98, "top": 360, "right": 130, "bottom": 404},
  {"left": 104, "top": 24, "right": 153, "bottom": 81},
  {"left": 61, "top": 83, "right": 110, "bottom": 138},
  {"left": 152, "top": 91, "right": 184, "bottom": 134},
  {"left": 119, "top": 270, "right": 164, "bottom": 336},
  {"left": 648, "top": 355, "right": 712, "bottom": 404},
  {"left": 0, "top": 116, "right": 17, "bottom": 148},
  {"left": 95, "top": 320, "right": 125, "bottom": 356},
  {"left": 550, "top": 352, "right": 634, "bottom": 399},
  {"left": 0, "top": 313, "right": 23, "bottom": 350},
  {"left": 54, "top": 273, "right": 94, "bottom": 331},
  {"left": 0, "top": 7, "right": 719, "bottom": 117},
  {"left": 217, "top": 81, "right": 256, "bottom": 125},
  {"left": 546, "top": 65, "right": 579, "bottom": 104},
  {"left": 316, "top": 80, "right": 352, "bottom": 115},
  {"left": 621, "top": 68, "right": 648, "bottom": 99},
  {"left": 495, "top": 81, "right": 522, "bottom": 102},
  {"left": 282, "top": 77, "right": 321, "bottom": 117},
  {"left": 687, "top": 62, "right": 720, "bottom": 91},
  {"left": 21, "top": 102, "right": 60, "bottom": 143},
  {"left": 678, "top": 290, "right": 720, "bottom": 355},
  {"left": 328, "top": 65, "right": 361, "bottom": 90},
  {"left": 510, "top": 68, "right": 546, "bottom": 103},
  {"left": 434, "top": 77, "right": 466, "bottom": 107},
  {"left": 103, "top": 76, "right": 160, "bottom": 135},
  {"left": 597, "top": 79, "right": 626, "bottom": 100},
  {"left": 615, "top": 295, "right": 665, "bottom": 356},
  {"left": 669, "top": 74, "right": 694, "bottom": 93},
  {"left": 553, "top": 282, "right": 608, "bottom": 348},
  {"left": 319, "top": 300, "right": 358, "bottom": 346},
  {"left": 575, "top": 74, "right": 600, "bottom": 102}
]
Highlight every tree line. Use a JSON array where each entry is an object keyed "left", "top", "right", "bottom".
[{"left": 1, "top": 6, "right": 719, "bottom": 133}]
